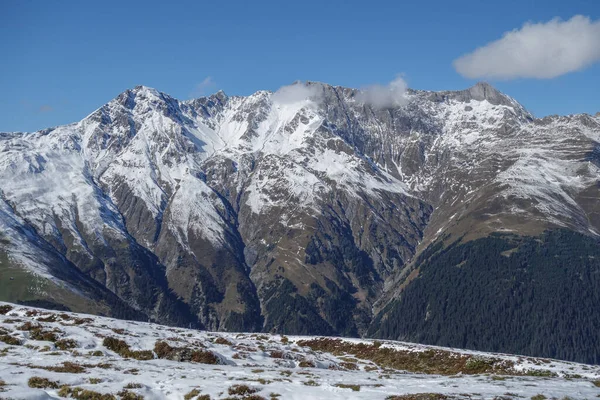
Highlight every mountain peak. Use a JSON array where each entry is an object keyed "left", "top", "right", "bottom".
[{"left": 466, "top": 81, "right": 505, "bottom": 104}]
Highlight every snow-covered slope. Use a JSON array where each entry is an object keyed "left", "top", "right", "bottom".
[
  {"left": 1, "top": 302, "right": 599, "bottom": 400},
  {"left": 1, "top": 82, "right": 599, "bottom": 362}
]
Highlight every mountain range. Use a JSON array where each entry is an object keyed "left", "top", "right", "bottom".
[{"left": 1, "top": 81, "right": 599, "bottom": 364}]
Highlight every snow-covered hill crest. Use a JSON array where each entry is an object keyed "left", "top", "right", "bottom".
[{"left": 1, "top": 302, "right": 599, "bottom": 400}]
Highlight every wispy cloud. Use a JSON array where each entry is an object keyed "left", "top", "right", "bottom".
[
  {"left": 453, "top": 15, "right": 600, "bottom": 80},
  {"left": 271, "top": 81, "right": 323, "bottom": 105},
  {"left": 38, "top": 105, "right": 54, "bottom": 113},
  {"left": 191, "top": 76, "right": 216, "bottom": 97},
  {"left": 356, "top": 76, "right": 409, "bottom": 108}
]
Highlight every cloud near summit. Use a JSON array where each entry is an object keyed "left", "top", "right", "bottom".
[
  {"left": 453, "top": 15, "right": 600, "bottom": 80},
  {"left": 357, "top": 76, "right": 409, "bottom": 108},
  {"left": 272, "top": 82, "right": 323, "bottom": 105}
]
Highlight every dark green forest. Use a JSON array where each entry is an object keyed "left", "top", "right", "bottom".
[{"left": 369, "top": 230, "right": 600, "bottom": 364}]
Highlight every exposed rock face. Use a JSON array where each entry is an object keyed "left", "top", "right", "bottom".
[{"left": 1, "top": 82, "right": 599, "bottom": 362}]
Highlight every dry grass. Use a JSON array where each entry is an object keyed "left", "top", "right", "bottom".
[
  {"left": 123, "top": 383, "right": 143, "bottom": 389},
  {"left": 333, "top": 383, "right": 360, "bottom": 391},
  {"left": 154, "top": 340, "right": 219, "bottom": 364},
  {"left": 339, "top": 361, "right": 359, "bottom": 370},
  {"left": 297, "top": 360, "right": 315, "bottom": 368},
  {"left": 116, "top": 390, "right": 144, "bottom": 400},
  {"left": 0, "top": 334, "right": 21, "bottom": 346},
  {"left": 28, "top": 377, "right": 59, "bottom": 389},
  {"left": 297, "top": 338, "right": 516, "bottom": 376},
  {"left": 269, "top": 350, "right": 284, "bottom": 359},
  {"left": 228, "top": 384, "right": 260, "bottom": 396},
  {"left": 58, "top": 386, "right": 116, "bottom": 400},
  {"left": 55, "top": 338, "right": 78, "bottom": 350},
  {"left": 23, "top": 361, "right": 88, "bottom": 373},
  {"left": 184, "top": 388, "right": 201, "bottom": 400},
  {"left": 37, "top": 314, "right": 58, "bottom": 322},
  {"left": 385, "top": 395, "right": 450, "bottom": 400},
  {"left": 102, "top": 337, "right": 153, "bottom": 360},
  {"left": 45, "top": 361, "right": 87, "bottom": 373},
  {"left": 0, "top": 305, "right": 13, "bottom": 315},
  {"left": 214, "top": 337, "right": 233, "bottom": 346}
]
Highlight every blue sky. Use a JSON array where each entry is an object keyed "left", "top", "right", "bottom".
[{"left": 1, "top": 0, "right": 599, "bottom": 132}]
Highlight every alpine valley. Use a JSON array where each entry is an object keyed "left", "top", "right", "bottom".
[{"left": 1, "top": 82, "right": 599, "bottom": 365}]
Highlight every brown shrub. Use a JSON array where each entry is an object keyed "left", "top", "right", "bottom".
[
  {"left": 103, "top": 337, "right": 152, "bottom": 360},
  {"left": 190, "top": 349, "right": 219, "bottom": 364},
  {"left": 73, "top": 318, "right": 93, "bottom": 325},
  {"left": 17, "top": 321, "right": 41, "bottom": 331},
  {"left": 0, "top": 305, "right": 13, "bottom": 315},
  {"left": 30, "top": 328, "right": 59, "bottom": 342},
  {"left": 0, "top": 335, "right": 21, "bottom": 346},
  {"left": 48, "top": 361, "right": 87, "bottom": 373},
  {"left": 59, "top": 386, "right": 116, "bottom": 400},
  {"left": 117, "top": 390, "right": 143, "bottom": 400},
  {"left": 103, "top": 337, "right": 130, "bottom": 354},
  {"left": 386, "top": 395, "right": 451, "bottom": 400},
  {"left": 154, "top": 341, "right": 219, "bottom": 364},
  {"left": 28, "top": 377, "right": 59, "bottom": 389},
  {"left": 228, "top": 384, "right": 260, "bottom": 396},
  {"left": 184, "top": 388, "right": 201, "bottom": 400},
  {"left": 37, "top": 314, "right": 58, "bottom": 322},
  {"left": 269, "top": 350, "right": 284, "bottom": 359},
  {"left": 298, "top": 360, "right": 315, "bottom": 368},
  {"left": 339, "top": 361, "right": 359, "bottom": 370},
  {"left": 334, "top": 383, "right": 360, "bottom": 391},
  {"left": 214, "top": 337, "right": 232, "bottom": 346},
  {"left": 55, "top": 338, "right": 78, "bottom": 350}
]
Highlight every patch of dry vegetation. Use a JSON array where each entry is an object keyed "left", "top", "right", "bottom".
[
  {"left": 228, "top": 384, "right": 261, "bottom": 396},
  {"left": 333, "top": 383, "right": 360, "bottom": 391},
  {"left": 214, "top": 337, "right": 233, "bottom": 345},
  {"left": 297, "top": 338, "right": 516, "bottom": 376},
  {"left": 116, "top": 389, "right": 144, "bottom": 400},
  {"left": 58, "top": 386, "right": 116, "bottom": 400},
  {"left": 0, "top": 305, "right": 13, "bottom": 315},
  {"left": 385, "top": 395, "right": 450, "bottom": 400},
  {"left": 55, "top": 338, "right": 78, "bottom": 350},
  {"left": 28, "top": 377, "right": 59, "bottom": 389},
  {"left": 102, "top": 337, "right": 153, "bottom": 360},
  {"left": 0, "top": 334, "right": 21, "bottom": 345},
  {"left": 154, "top": 340, "right": 219, "bottom": 364}
]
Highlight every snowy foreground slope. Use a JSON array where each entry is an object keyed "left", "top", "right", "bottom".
[{"left": 0, "top": 303, "right": 599, "bottom": 400}]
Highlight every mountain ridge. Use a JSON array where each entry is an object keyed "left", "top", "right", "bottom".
[{"left": 1, "top": 80, "right": 599, "bottom": 363}]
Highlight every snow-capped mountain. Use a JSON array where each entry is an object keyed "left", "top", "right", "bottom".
[{"left": 1, "top": 82, "right": 599, "bottom": 364}]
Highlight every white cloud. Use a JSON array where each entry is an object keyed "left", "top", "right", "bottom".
[
  {"left": 271, "top": 81, "right": 323, "bottom": 105},
  {"left": 453, "top": 15, "right": 600, "bottom": 80},
  {"left": 191, "top": 76, "right": 216, "bottom": 97},
  {"left": 356, "top": 76, "right": 408, "bottom": 108}
]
